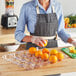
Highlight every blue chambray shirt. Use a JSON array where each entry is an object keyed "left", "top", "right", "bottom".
[{"left": 15, "top": 0, "right": 70, "bottom": 43}]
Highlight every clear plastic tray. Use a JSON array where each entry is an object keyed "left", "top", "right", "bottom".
[{"left": 2, "top": 51, "right": 49, "bottom": 70}]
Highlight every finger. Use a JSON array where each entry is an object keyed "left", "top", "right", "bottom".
[
  {"left": 46, "top": 40, "right": 48, "bottom": 42},
  {"left": 39, "top": 40, "right": 44, "bottom": 47},
  {"left": 40, "top": 38, "right": 46, "bottom": 44},
  {"left": 36, "top": 39, "right": 44, "bottom": 47},
  {"left": 35, "top": 42, "right": 40, "bottom": 46},
  {"left": 35, "top": 42, "right": 42, "bottom": 47},
  {"left": 34, "top": 38, "right": 42, "bottom": 46},
  {"left": 42, "top": 39, "right": 48, "bottom": 45}
]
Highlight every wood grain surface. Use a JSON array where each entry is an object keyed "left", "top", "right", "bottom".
[
  {"left": 0, "top": 26, "right": 16, "bottom": 44},
  {"left": 0, "top": 47, "right": 76, "bottom": 76},
  {"left": 0, "top": 26, "right": 29, "bottom": 44}
]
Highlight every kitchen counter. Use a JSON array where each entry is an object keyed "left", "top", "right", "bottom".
[
  {"left": 58, "top": 28, "right": 76, "bottom": 47},
  {"left": 65, "top": 28, "right": 76, "bottom": 38},
  {"left": 0, "top": 25, "right": 76, "bottom": 45},
  {"left": 0, "top": 26, "right": 16, "bottom": 44},
  {"left": 0, "top": 47, "right": 76, "bottom": 76},
  {"left": 0, "top": 26, "right": 29, "bottom": 45}
]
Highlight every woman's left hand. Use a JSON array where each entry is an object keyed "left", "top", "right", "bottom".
[{"left": 71, "top": 41, "right": 76, "bottom": 47}]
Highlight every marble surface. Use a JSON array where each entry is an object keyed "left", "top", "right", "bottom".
[
  {"left": 61, "top": 72, "right": 76, "bottom": 76},
  {"left": 65, "top": 28, "right": 76, "bottom": 38},
  {"left": 58, "top": 28, "right": 76, "bottom": 47}
]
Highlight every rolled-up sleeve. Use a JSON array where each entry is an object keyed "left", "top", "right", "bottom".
[
  {"left": 57, "top": 5, "right": 70, "bottom": 42},
  {"left": 15, "top": 4, "right": 27, "bottom": 42}
]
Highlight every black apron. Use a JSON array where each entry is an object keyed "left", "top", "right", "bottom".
[{"left": 26, "top": 5, "right": 58, "bottom": 50}]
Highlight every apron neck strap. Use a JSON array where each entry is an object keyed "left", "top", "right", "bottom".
[
  {"left": 36, "top": 5, "right": 55, "bottom": 14},
  {"left": 51, "top": 5, "right": 55, "bottom": 13},
  {"left": 36, "top": 6, "right": 40, "bottom": 14}
]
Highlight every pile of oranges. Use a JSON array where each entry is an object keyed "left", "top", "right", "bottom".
[
  {"left": 29, "top": 47, "right": 64, "bottom": 63},
  {"left": 64, "top": 17, "right": 76, "bottom": 28}
]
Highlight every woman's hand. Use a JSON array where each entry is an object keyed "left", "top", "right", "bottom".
[
  {"left": 67, "top": 38, "right": 76, "bottom": 47},
  {"left": 71, "top": 41, "right": 76, "bottom": 47},
  {"left": 22, "top": 36, "right": 47, "bottom": 47},
  {"left": 31, "top": 36, "right": 47, "bottom": 47}
]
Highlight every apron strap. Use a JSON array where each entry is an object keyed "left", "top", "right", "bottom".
[
  {"left": 51, "top": 5, "right": 55, "bottom": 13},
  {"left": 36, "top": 5, "right": 55, "bottom": 14},
  {"left": 36, "top": 6, "right": 40, "bottom": 14}
]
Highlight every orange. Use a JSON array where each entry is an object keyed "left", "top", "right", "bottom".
[
  {"left": 70, "top": 50, "right": 76, "bottom": 54},
  {"left": 56, "top": 52, "right": 64, "bottom": 61},
  {"left": 39, "top": 40, "right": 48, "bottom": 47},
  {"left": 29, "top": 47, "right": 37, "bottom": 55},
  {"left": 35, "top": 51, "right": 39, "bottom": 58},
  {"left": 41, "top": 54, "right": 44, "bottom": 59},
  {"left": 38, "top": 50, "right": 43, "bottom": 57},
  {"left": 49, "top": 55, "right": 58, "bottom": 63},
  {"left": 73, "top": 24, "right": 76, "bottom": 28},
  {"left": 42, "top": 48, "right": 50, "bottom": 54},
  {"left": 41, "top": 53, "right": 49, "bottom": 60},
  {"left": 64, "top": 18, "right": 70, "bottom": 24},
  {"left": 70, "top": 50, "right": 75, "bottom": 53},
  {"left": 44, "top": 40, "right": 48, "bottom": 47},
  {"left": 69, "top": 46, "right": 75, "bottom": 50},
  {"left": 50, "top": 49, "right": 58, "bottom": 55},
  {"left": 35, "top": 50, "right": 43, "bottom": 58},
  {"left": 72, "top": 24, "right": 76, "bottom": 28}
]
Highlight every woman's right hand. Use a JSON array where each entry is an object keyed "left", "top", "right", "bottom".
[
  {"left": 22, "top": 36, "right": 47, "bottom": 47},
  {"left": 31, "top": 36, "right": 47, "bottom": 47}
]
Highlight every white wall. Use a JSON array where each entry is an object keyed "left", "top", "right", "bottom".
[
  {"left": 0, "top": 0, "right": 31, "bottom": 25},
  {"left": 58, "top": 0, "right": 76, "bottom": 16},
  {"left": 0, "top": 0, "right": 76, "bottom": 25}
]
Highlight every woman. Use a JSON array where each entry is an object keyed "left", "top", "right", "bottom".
[
  {"left": 15, "top": 0, "right": 76, "bottom": 76},
  {"left": 15, "top": 0, "right": 76, "bottom": 49}
]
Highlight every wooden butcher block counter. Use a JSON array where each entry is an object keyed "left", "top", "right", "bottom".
[
  {"left": 0, "top": 26, "right": 29, "bottom": 44},
  {"left": 0, "top": 47, "right": 76, "bottom": 76},
  {"left": 0, "top": 26, "right": 16, "bottom": 44}
]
